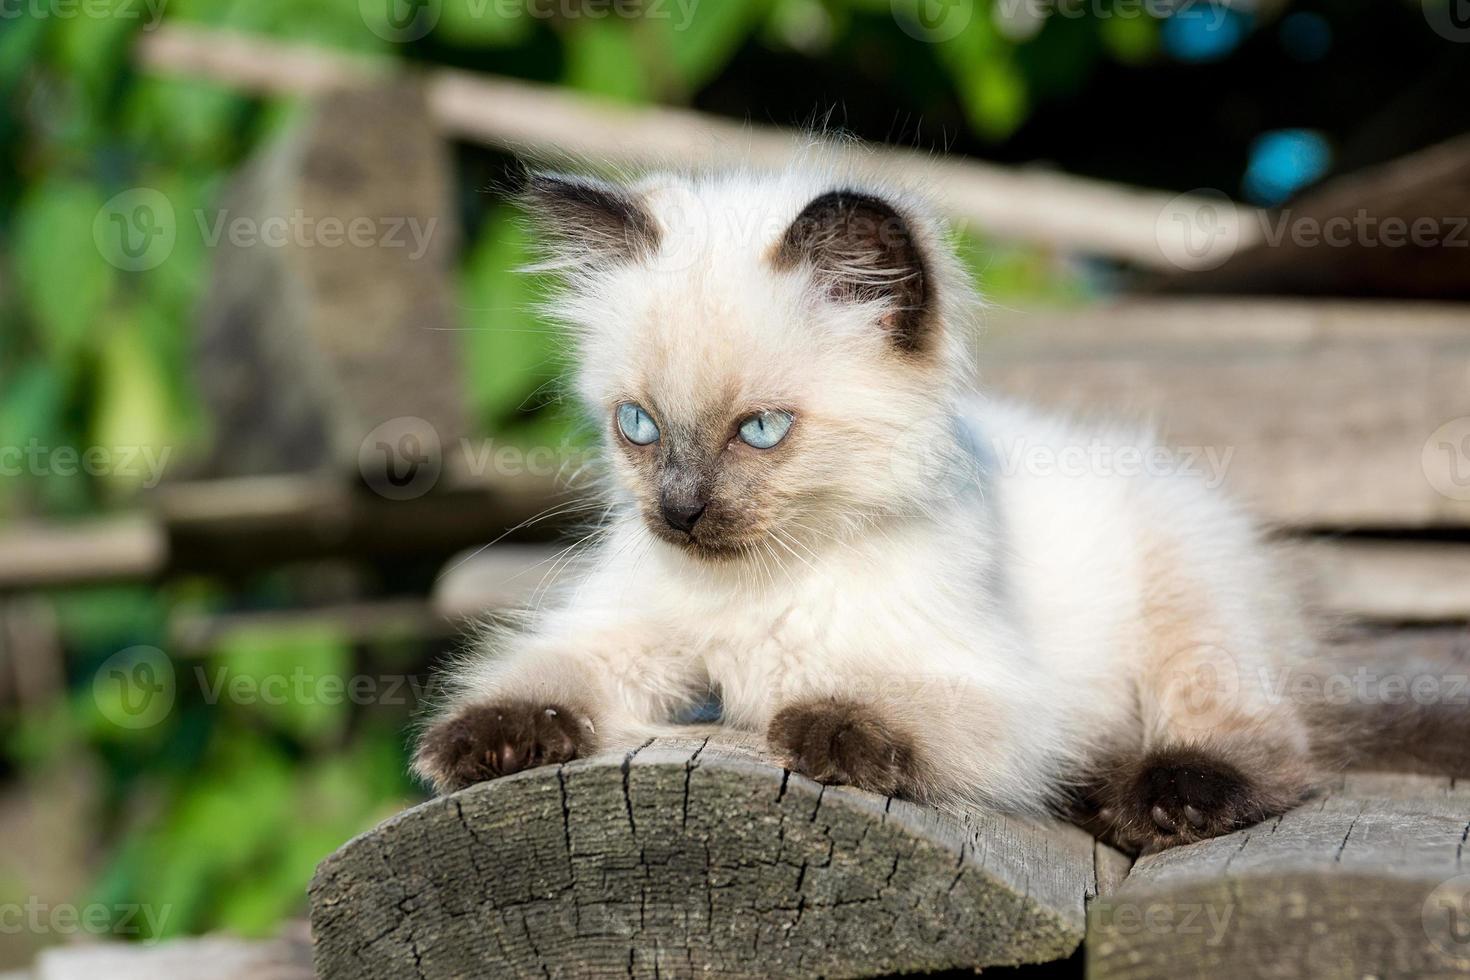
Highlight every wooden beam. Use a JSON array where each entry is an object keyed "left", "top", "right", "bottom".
[
  {"left": 309, "top": 733, "right": 1120, "bottom": 978},
  {"left": 1089, "top": 773, "right": 1470, "bottom": 979},
  {"left": 982, "top": 299, "right": 1470, "bottom": 529},
  {"left": 0, "top": 516, "right": 167, "bottom": 590},
  {"left": 133, "top": 24, "right": 1249, "bottom": 271}
]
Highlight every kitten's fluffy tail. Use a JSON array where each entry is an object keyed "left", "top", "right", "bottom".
[{"left": 1298, "top": 639, "right": 1470, "bottom": 777}]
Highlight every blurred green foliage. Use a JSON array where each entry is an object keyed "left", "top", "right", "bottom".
[{"left": 0, "top": 0, "right": 1117, "bottom": 946}]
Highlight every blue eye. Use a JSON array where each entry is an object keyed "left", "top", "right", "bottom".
[
  {"left": 616, "top": 403, "right": 660, "bottom": 445},
  {"left": 738, "top": 410, "right": 794, "bottom": 449}
]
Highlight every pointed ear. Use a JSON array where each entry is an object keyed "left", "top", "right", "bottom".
[
  {"left": 774, "top": 190, "right": 932, "bottom": 354},
  {"left": 521, "top": 172, "right": 661, "bottom": 263}
]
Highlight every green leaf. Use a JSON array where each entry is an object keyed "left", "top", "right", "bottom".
[
  {"left": 54, "top": 5, "right": 140, "bottom": 103},
  {"left": 90, "top": 319, "right": 177, "bottom": 492},
  {"left": 1100, "top": 11, "right": 1159, "bottom": 64},
  {"left": 459, "top": 211, "right": 564, "bottom": 430},
  {"left": 563, "top": 19, "right": 649, "bottom": 103},
  {"left": 13, "top": 180, "right": 114, "bottom": 361},
  {"left": 437, "top": 0, "right": 531, "bottom": 47},
  {"left": 209, "top": 625, "right": 354, "bottom": 746},
  {"left": 654, "top": 0, "right": 765, "bottom": 93}
]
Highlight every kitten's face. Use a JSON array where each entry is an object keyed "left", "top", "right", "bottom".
[{"left": 529, "top": 171, "right": 965, "bottom": 562}]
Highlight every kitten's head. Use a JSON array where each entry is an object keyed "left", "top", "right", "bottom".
[{"left": 525, "top": 167, "right": 975, "bottom": 562}]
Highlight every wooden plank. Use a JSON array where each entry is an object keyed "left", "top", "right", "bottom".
[
  {"left": 1088, "top": 774, "right": 1470, "bottom": 979},
  {"left": 32, "top": 932, "right": 312, "bottom": 980},
  {"left": 132, "top": 24, "right": 1254, "bottom": 270},
  {"left": 192, "top": 80, "right": 467, "bottom": 480},
  {"left": 1298, "top": 540, "right": 1470, "bottom": 624},
  {"left": 309, "top": 733, "right": 1119, "bottom": 979},
  {"left": 430, "top": 539, "right": 1470, "bottom": 629},
  {"left": 0, "top": 517, "right": 167, "bottom": 590},
  {"left": 1154, "top": 133, "right": 1470, "bottom": 300},
  {"left": 982, "top": 299, "right": 1470, "bottom": 529}
]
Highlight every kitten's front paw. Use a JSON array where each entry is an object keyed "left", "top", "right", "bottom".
[
  {"left": 415, "top": 699, "right": 594, "bottom": 794},
  {"left": 768, "top": 697, "right": 920, "bottom": 798}
]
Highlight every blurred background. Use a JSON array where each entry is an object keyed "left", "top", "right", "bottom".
[{"left": 2, "top": 0, "right": 1469, "bottom": 971}]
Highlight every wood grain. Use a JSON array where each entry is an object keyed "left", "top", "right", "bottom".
[
  {"left": 309, "top": 733, "right": 1117, "bottom": 979},
  {"left": 982, "top": 300, "right": 1470, "bottom": 529},
  {"left": 1088, "top": 774, "right": 1470, "bottom": 979}
]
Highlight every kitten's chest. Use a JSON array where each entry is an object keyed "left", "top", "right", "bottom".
[{"left": 689, "top": 573, "right": 897, "bottom": 724}]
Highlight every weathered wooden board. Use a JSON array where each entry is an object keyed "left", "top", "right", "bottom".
[
  {"left": 193, "top": 81, "right": 466, "bottom": 481},
  {"left": 309, "top": 734, "right": 1119, "bottom": 979},
  {"left": 432, "top": 540, "right": 1470, "bottom": 625},
  {"left": 1088, "top": 774, "right": 1470, "bottom": 980},
  {"left": 981, "top": 300, "right": 1470, "bottom": 529}
]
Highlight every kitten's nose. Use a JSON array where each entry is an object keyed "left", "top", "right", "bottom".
[{"left": 660, "top": 498, "right": 707, "bottom": 534}]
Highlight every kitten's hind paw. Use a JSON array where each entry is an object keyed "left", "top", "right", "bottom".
[
  {"left": 768, "top": 697, "right": 922, "bottom": 798},
  {"left": 1089, "top": 745, "right": 1304, "bottom": 853},
  {"left": 415, "top": 699, "right": 594, "bottom": 794}
]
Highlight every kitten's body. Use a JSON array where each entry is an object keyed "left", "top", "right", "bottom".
[{"left": 415, "top": 164, "right": 1413, "bottom": 851}]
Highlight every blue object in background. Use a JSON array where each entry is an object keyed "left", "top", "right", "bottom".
[
  {"left": 1278, "top": 11, "right": 1332, "bottom": 62},
  {"left": 1161, "top": 4, "right": 1252, "bottom": 62},
  {"left": 1242, "top": 129, "right": 1333, "bottom": 205}
]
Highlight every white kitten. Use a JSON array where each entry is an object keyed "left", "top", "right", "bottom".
[{"left": 415, "top": 163, "right": 1366, "bottom": 851}]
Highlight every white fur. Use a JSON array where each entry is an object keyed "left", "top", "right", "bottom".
[{"left": 425, "top": 164, "right": 1313, "bottom": 815}]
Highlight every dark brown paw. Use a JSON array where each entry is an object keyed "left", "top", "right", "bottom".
[
  {"left": 415, "top": 699, "right": 594, "bottom": 793},
  {"left": 1090, "top": 746, "right": 1281, "bottom": 853},
  {"left": 768, "top": 698, "right": 920, "bottom": 797}
]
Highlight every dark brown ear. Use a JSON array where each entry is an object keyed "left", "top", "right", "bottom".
[
  {"left": 775, "top": 190, "right": 932, "bottom": 354},
  {"left": 522, "top": 172, "right": 660, "bottom": 263}
]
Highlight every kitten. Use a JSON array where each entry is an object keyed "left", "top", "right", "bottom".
[{"left": 414, "top": 164, "right": 1459, "bottom": 853}]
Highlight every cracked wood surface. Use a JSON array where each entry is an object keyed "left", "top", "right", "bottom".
[
  {"left": 309, "top": 733, "right": 1118, "bottom": 979},
  {"left": 1088, "top": 773, "right": 1470, "bottom": 979}
]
